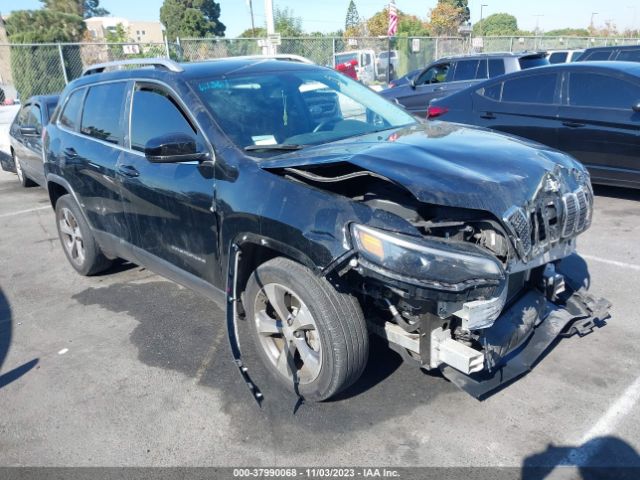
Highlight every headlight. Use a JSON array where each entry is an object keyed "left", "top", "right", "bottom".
[{"left": 350, "top": 224, "right": 504, "bottom": 289}]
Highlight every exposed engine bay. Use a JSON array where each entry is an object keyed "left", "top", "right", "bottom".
[{"left": 268, "top": 160, "right": 611, "bottom": 398}]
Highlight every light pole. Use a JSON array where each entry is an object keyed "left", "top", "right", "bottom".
[
  {"left": 628, "top": 6, "right": 638, "bottom": 37},
  {"left": 265, "top": 0, "right": 275, "bottom": 54},
  {"left": 534, "top": 14, "right": 544, "bottom": 35},
  {"left": 480, "top": 4, "right": 488, "bottom": 36},
  {"left": 590, "top": 12, "right": 599, "bottom": 30}
]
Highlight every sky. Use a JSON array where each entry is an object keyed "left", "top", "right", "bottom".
[{"left": 1, "top": 0, "right": 639, "bottom": 37}]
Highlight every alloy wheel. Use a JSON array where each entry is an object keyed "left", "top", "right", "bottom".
[
  {"left": 59, "top": 207, "right": 86, "bottom": 266},
  {"left": 253, "top": 283, "right": 323, "bottom": 385}
]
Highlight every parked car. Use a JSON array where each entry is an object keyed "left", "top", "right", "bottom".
[
  {"left": 577, "top": 45, "right": 640, "bottom": 62},
  {"left": 333, "top": 50, "right": 377, "bottom": 84},
  {"left": 7, "top": 94, "right": 59, "bottom": 187},
  {"left": 377, "top": 50, "right": 399, "bottom": 80},
  {"left": 428, "top": 62, "right": 640, "bottom": 189},
  {"left": 547, "top": 49, "right": 584, "bottom": 64},
  {"left": 43, "top": 58, "right": 608, "bottom": 402},
  {"left": 380, "top": 52, "right": 549, "bottom": 116},
  {"left": 386, "top": 68, "right": 421, "bottom": 89}
]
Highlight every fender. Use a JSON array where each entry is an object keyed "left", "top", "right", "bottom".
[{"left": 45, "top": 174, "right": 94, "bottom": 229}]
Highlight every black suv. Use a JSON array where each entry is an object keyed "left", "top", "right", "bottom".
[
  {"left": 577, "top": 45, "right": 640, "bottom": 63},
  {"left": 44, "top": 58, "right": 609, "bottom": 402}
]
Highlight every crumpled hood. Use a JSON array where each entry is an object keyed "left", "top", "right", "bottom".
[{"left": 260, "top": 122, "right": 585, "bottom": 219}]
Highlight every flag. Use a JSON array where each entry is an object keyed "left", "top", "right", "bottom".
[{"left": 388, "top": 0, "right": 398, "bottom": 36}]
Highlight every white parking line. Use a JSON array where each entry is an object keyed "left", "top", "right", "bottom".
[
  {"left": 0, "top": 205, "right": 50, "bottom": 219},
  {"left": 562, "top": 374, "right": 640, "bottom": 467},
  {"left": 581, "top": 254, "right": 640, "bottom": 272}
]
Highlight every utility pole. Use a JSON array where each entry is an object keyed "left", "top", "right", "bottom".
[
  {"left": 265, "top": 0, "right": 276, "bottom": 55},
  {"left": 590, "top": 12, "right": 599, "bottom": 30},
  {"left": 248, "top": 0, "right": 256, "bottom": 33}
]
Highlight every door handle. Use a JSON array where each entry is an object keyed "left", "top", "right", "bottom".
[
  {"left": 63, "top": 147, "right": 78, "bottom": 158},
  {"left": 480, "top": 112, "right": 496, "bottom": 120},
  {"left": 562, "top": 121, "right": 585, "bottom": 128},
  {"left": 434, "top": 87, "right": 446, "bottom": 92},
  {"left": 118, "top": 164, "right": 140, "bottom": 178}
]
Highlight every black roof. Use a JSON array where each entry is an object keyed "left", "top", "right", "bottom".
[
  {"left": 68, "top": 58, "right": 321, "bottom": 90},
  {"left": 582, "top": 44, "right": 640, "bottom": 53}
]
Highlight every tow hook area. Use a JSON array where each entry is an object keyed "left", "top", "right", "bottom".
[{"left": 562, "top": 289, "right": 612, "bottom": 337}]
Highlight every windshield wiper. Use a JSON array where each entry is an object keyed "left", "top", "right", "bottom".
[{"left": 244, "top": 144, "right": 304, "bottom": 152}]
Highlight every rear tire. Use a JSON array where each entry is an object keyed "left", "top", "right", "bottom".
[
  {"left": 55, "top": 194, "right": 112, "bottom": 276},
  {"left": 244, "top": 257, "right": 368, "bottom": 402},
  {"left": 13, "top": 151, "right": 35, "bottom": 187}
]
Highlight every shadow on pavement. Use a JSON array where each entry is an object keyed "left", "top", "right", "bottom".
[
  {"left": 0, "top": 287, "right": 39, "bottom": 390},
  {"left": 522, "top": 436, "right": 640, "bottom": 480}
]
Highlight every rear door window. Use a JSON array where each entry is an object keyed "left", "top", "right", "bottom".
[
  {"left": 28, "top": 105, "right": 42, "bottom": 130},
  {"left": 501, "top": 73, "right": 558, "bottom": 104},
  {"left": 518, "top": 56, "right": 549, "bottom": 69},
  {"left": 130, "top": 85, "right": 198, "bottom": 153},
  {"left": 583, "top": 50, "right": 613, "bottom": 61},
  {"left": 80, "top": 82, "right": 127, "bottom": 145},
  {"left": 617, "top": 49, "right": 640, "bottom": 62},
  {"left": 59, "top": 89, "right": 84, "bottom": 131},
  {"left": 549, "top": 52, "right": 568, "bottom": 64},
  {"left": 475, "top": 59, "right": 488, "bottom": 79},
  {"left": 488, "top": 59, "right": 506, "bottom": 78},
  {"left": 452, "top": 60, "right": 480, "bottom": 81},
  {"left": 568, "top": 72, "right": 639, "bottom": 109},
  {"left": 16, "top": 105, "right": 30, "bottom": 126}
]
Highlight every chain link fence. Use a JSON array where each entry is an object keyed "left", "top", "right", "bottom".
[{"left": 1, "top": 36, "right": 640, "bottom": 102}]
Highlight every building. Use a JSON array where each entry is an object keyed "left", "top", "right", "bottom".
[{"left": 85, "top": 17, "right": 165, "bottom": 43}]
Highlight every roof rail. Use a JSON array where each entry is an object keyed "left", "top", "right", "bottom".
[{"left": 82, "top": 58, "right": 184, "bottom": 76}]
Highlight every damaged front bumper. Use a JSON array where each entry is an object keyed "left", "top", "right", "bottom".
[{"left": 439, "top": 287, "right": 611, "bottom": 399}]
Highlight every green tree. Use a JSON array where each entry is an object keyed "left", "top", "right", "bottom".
[
  {"left": 367, "top": 8, "right": 429, "bottom": 37},
  {"left": 239, "top": 27, "right": 267, "bottom": 38},
  {"left": 344, "top": 0, "right": 363, "bottom": 37},
  {"left": 160, "top": 0, "right": 226, "bottom": 41},
  {"left": 545, "top": 28, "right": 590, "bottom": 37},
  {"left": 274, "top": 7, "right": 303, "bottom": 37},
  {"left": 473, "top": 13, "right": 519, "bottom": 36},
  {"left": 39, "top": 0, "right": 109, "bottom": 18},
  {"left": 429, "top": 3, "right": 464, "bottom": 36},
  {"left": 6, "top": 9, "right": 86, "bottom": 99},
  {"left": 438, "top": 0, "right": 470, "bottom": 24}
]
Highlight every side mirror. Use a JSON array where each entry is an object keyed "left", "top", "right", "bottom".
[
  {"left": 409, "top": 78, "right": 417, "bottom": 90},
  {"left": 144, "top": 133, "right": 208, "bottom": 163},
  {"left": 633, "top": 101, "right": 640, "bottom": 113},
  {"left": 20, "top": 125, "right": 38, "bottom": 136}
]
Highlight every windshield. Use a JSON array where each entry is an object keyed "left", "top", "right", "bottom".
[
  {"left": 191, "top": 68, "right": 416, "bottom": 155},
  {"left": 334, "top": 53, "right": 358, "bottom": 65}
]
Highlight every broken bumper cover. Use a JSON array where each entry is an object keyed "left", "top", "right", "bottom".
[{"left": 440, "top": 288, "right": 611, "bottom": 400}]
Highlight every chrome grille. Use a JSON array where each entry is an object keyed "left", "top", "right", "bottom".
[
  {"left": 507, "top": 186, "right": 593, "bottom": 260},
  {"left": 506, "top": 208, "right": 532, "bottom": 256},
  {"left": 562, "top": 193, "right": 579, "bottom": 237}
]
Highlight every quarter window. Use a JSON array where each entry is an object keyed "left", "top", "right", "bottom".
[
  {"left": 81, "top": 82, "right": 127, "bottom": 145},
  {"left": 130, "top": 85, "right": 197, "bottom": 152},
  {"left": 501, "top": 73, "right": 557, "bottom": 104},
  {"left": 16, "top": 105, "right": 30, "bottom": 126},
  {"left": 568, "top": 72, "right": 639, "bottom": 109},
  {"left": 59, "top": 89, "right": 84, "bottom": 131},
  {"left": 617, "top": 49, "right": 640, "bottom": 62}
]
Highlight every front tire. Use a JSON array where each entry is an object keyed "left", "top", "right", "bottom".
[
  {"left": 55, "top": 194, "right": 112, "bottom": 276},
  {"left": 244, "top": 257, "right": 368, "bottom": 401}
]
